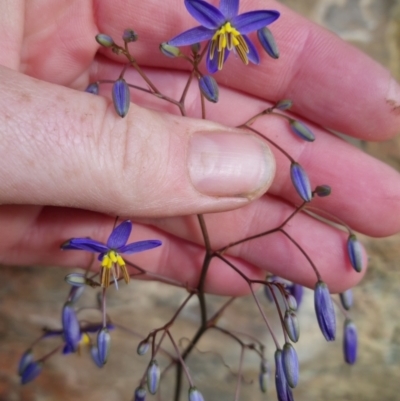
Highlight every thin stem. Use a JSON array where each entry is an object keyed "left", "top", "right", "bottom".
[
  {"left": 166, "top": 330, "right": 194, "bottom": 387},
  {"left": 279, "top": 228, "right": 321, "bottom": 281},
  {"left": 234, "top": 347, "right": 245, "bottom": 401}
]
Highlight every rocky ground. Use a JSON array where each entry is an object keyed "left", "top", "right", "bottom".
[{"left": 1, "top": 1, "right": 400, "bottom": 400}]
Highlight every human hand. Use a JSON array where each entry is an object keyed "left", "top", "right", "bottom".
[{"left": 1, "top": 0, "right": 399, "bottom": 295}]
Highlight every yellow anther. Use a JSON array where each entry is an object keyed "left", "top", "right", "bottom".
[
  {"left": 116, "top": 254, "right": 126, "bottom": 267},
  {"left": 101, "top": 254, "right": 112, "bottom": 269},
  {"left": 80, "top": 333, "right": 91, "bottom": 346},
  {"left": 109, "top": 251, "right": 118, "bottom": 263},
  {"left": 232, "top": 36, "right": 239, "bottom": 46}
]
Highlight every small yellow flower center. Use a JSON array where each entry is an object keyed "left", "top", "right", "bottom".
[
  {"left": 100, "top": 250, "right": 130, "bottom": 288},
  {"left": 210, "top": 22, "right": 249, "bottom": 70}
]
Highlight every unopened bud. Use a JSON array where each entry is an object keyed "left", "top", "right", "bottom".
[
  {"left": 112, "top": 79, "right": 131, "bottom": 118},
  {"left": 284, "top": 310, "right": 300, "bottom": 343},
  {"left": 290, "top": 162, "right": 312, "bottom": 202},
  {"left": 147, "top": 360, "right": 160, "bottom": 394},
  {"left": 62, "top": 302, "right": 81, "bottom": 352},
  {"left": 347, "top": 234, "right": 363, "bottom": 273},
  {"left": 282, "top": 343, "right": 299, "bottom": 388},
  {"left": 199, "top": 75, "right": 219, "bottom": 103},
  {"left": 339, "top": 289, "right": 353, "bottom": 311},
  {"left": 123, "top": 29, "right": 138, "bottom": 43},
  {"left": 289, "top": 119, "right": 315, "bottom": 142},
  {"left": 97, "top": 327, "right": 111, "bottom": 365},
  {"left": 257, "top": 27, "right": 279, "bottom": 59},
  {"left": 85, "top": 82, "right": 99, "bottom": 95},
  {"left": 95, "top": 33, "right": 114, "bottom": 48},
  {"left": 274, "top": 99, "right": 293, "bottom": 111},
  {"left": 313, "top": 184, "right": 331, "bottom": 197},
  {"left": 21, "top": 361, "right": 43, "bottom": 385},
  {"left": 314, "top": 281, "right": 336, "bottom": 341},
  {"left": 137, "top": 340, "right": 150, "bottom": 356},
  {"left": 188, "top": 387, "right": 205, "bottom": 401},
  {"left": 134, "top": 387, "right": 147, "bottom": 401},
  {"left": 160, "top": 42, "right": 182, "bottom": 58},
  {"left": 343, "top": 319, "right": 358, "bottom": 365},
  {"left": 18, "top": 349, "right": 34, "bottom": 376}
]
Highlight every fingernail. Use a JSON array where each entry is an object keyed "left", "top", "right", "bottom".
[
  {"left": 387, "top": 77, "right": 400, "bottom": 108},
  {"left": 188, "top": 130, "right": 275, "bottom": 198}
]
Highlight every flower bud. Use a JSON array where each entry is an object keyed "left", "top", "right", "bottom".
[
  {"left": 286, "top": 294, "right": 297, "bottom": 311},
  {"left": 65, "top": 272, "right": 89, "bottom": 287},
  {"left": 313, "top": 184, "right": 331, "bottom": 197},
  {"left": 199, "top": 75, "right": 219, "bottom": 103},
  {"left": 264, "top": 284, "right": 274, "bottom": 303},
  {"left": 62, "top": 302, "right": 81, "bottom": 352},
  {"left": 90, "top": 346, "right": 104, "bottom": 368},
  {"left": 274, "top": 99, "right": 293, "bottom": 111},
  {"left": 18, "top": 349, "right": 34, "bottom": 376},
  {"left": 289, "top": 120, "right": 315, "bottom": 142},
  {"left": 97, "top": 327, "right": 111, "bottom": 365},
  {"left": 257, "top": 27, "right": 279, "bottom": 59},
  {"left": 188, "top": 387, "right": 205, "bottom": 401},
  {"left": 284, "top": 310, "right": 300, "bottom": 343},
  {"left": 137, "top": 340, "right": 150, "bottom": 355},
  {"left": 95, "top": 33, "right": 114, "bottom": 47},
  {"left": 282, "top": 343, "right": 299, "bottom": 388},
  {"left": 160, "top": 42, "right": 182, "bottom": 58},
  {"left": 343, "top": 319, "right": 358, "bottom": 365},
  {"left": 147, "top": 360, "right": 160, "bottom": 394},
  {"left": 339, "top": 289, "right": 353, "bottom": 311},
  {"left": 21, "top": 361, "right": 43, "bottom": 385},
  {"left": 112, "top": 79, "right": 130, "bottom": 117},
  {"left": 259, "top": 360, "right": 269, "bottom": 393},
  {"left": 290, "top": 163, "right": 312, "bottom": 202},
  {"left": 314, "top": 281, "right": 336, "bottom": 341},
  {"left": 274, "top": 349, "right": 291, "bottom": 401},
  {"left": 134, "top": 386, "right": 147, "bottom": 401},
  {"left": 122, "top": 29, "right": 138, "bottom": 43},
  {"left": 85, "top": 82, "right": 99, "bottom": 95},
  {"left": 347, "top": 234, "right": 363, "bottom": 273},
  {"left": 68, "top": 285, "right": 85, "bottom": 304}
]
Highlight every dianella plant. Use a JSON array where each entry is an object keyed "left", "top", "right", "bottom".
[{"left": 18, "top": 1, "right": 362, "bottom": 400}]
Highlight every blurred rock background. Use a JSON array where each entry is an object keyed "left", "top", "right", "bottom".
[{"left": 1, "top": 1, "right": 400, "bottom": 400}]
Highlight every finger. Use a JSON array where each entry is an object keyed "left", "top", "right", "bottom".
[
  {"left": 93, "top": 0, "right": 400, "bottom": 140},
  {"left": 0, "top": 66, "right": 276, "bottom": 217},
  {"left": 89, "top": 63, "right": 400, "bottom": 237},
  {"left": 0, "top": 205, "right": 360, "bottom": 293},
  {"left": 0, "top": 206, "right": 264, "bottom": 296}
]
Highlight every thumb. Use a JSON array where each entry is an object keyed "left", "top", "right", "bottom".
[{"left": 0, "top": 67, "right": 275, "bottom": 217}]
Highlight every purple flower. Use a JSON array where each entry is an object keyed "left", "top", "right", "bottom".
[
  {"left": 314, "top": 281, "right": 336, "bottom": 341},
  {"left": 62, "top": 302, "right": 81, "bottom": 352},
  {"left": 167, "top": 0, "right": 280, "bottom": 73},
  {"left": 62, "top": 220, "right": 162, "bottom": 288},
  {"left": 20, "top": 361, "right": 43, "bottom": 385}
]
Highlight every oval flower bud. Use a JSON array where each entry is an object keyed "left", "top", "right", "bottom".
[
  {"left": 95, "top": 33, "right": 114, "bottom": 48},
  {"left": 90, "top": 346, "right": 104, "bottom": 368},
  {"left": 191, "top": 43, "right": 201, "bottom": 54},
  {"left": 314, "top": 281, "right": 336, "bottom": 341},
  {"left": 65, "top": 273, "right": 88, "bottom": 287},
  {"left": 289, "top": 119, "right": 315, "bottom": 142},
  {"left": 284, "top": 310, "right": 300, "bottom": 343},
  {"left": 68, "top": 285, "right": 85, "bottom": 304},
  {"left": 159, "top": 42, "right": 182, "bottom": 58},
  {"left": 134, "top": 386, "right": 147, "bottom": 401},
  {"left": 112, "top": 79, "right": 131, "bottom": 118},
  {"left": 343, "top": 319, "right": 358, "bottom": 365},
  {"left": 286, "top": 294, "right": 298, "bottom": 311},
  {"left": 339, "top": 289, "right": 353, "bottom": 311},
  {"left": 62, "top": 302, "right": 81, "bottom": 352},
  {"left": 137, "top": 340, "right": 150, "bottom": 356},
  {"left": 347, "top": 234, "right": 363, "bottom": 273},
  {"left": 85, "top": 82, "right": 99, "bottom": 95},
  {"left": 147, "top": 360, "right": 160, "bottom": 395},
  {"left": 21, "top": 361, "right": 43, "bottom": 385},
  {"left": 314, "top": 184, "right": 331, "bottom": 197},
  {"left": 257, "top": 27, "right": 279, "bottom": 59},
  {"left": 199, "top": 75, "right": 219, "bottom": 103},
  {"left": 18, "top": 349, "right": 34, "bottom": 376},
  {"left": 97, "top": 327, "right": 111, "bottom": 365},
  {"left": 122, "top": 29, "right": 138, "bottom": 43},
  {"left": 282, "top": 343, "right": 299, "bottom": 388},
  {"left": 274, "top": 349, "right": 291, "bottom": 401},
  {"left": 290, "top": 162, "right": 312, "bottom": 202},
  {"left": 274, "top": 99, "right": 293, "bottom": 111},
  {"left": 189, "top": 387, "right": 205, "bottom": 401}
]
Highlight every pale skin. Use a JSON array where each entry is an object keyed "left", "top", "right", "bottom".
[{"left": 1, "top": 0, "right": 400, "bottom": 295}]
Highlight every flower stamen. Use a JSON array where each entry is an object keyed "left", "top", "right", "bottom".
[{"left": 100, "top": 250, "right": 130, "bottom": 288}]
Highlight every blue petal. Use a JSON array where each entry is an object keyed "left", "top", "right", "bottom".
[
  {"left": 61, "top": 238, "right": 108, "bottom": 253},
  {"left": 107, "top": 220, "right": 132, "bottom": 249},
  {"left": 119, "top": 240, "right": 162, "bottom": 254},
  {"left": 185, "top": 0, "right": 226, "bottom": 29},
  {"left": 168, "top": 26, "right": 214, "bottom": 47},
  {"left": 233, "top": 10, "right": 280, "bottom": 34},
  {"left": 219, "top": 0, "right": 239, "bottom": 20},
  {"left": 242, "top": 35, "right": 260, "bottom": 64}
]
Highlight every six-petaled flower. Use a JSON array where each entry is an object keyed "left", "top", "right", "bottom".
[
  {"left": 62, "top": 220, "right": 162, "bottom": 288},
  {"left": 167, "top": 0, "right": 280, "bottom": 73}
]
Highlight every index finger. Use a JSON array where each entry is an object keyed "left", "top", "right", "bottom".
[{"left": 96, "top": 0, "right": 400, "bottom": 140}]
